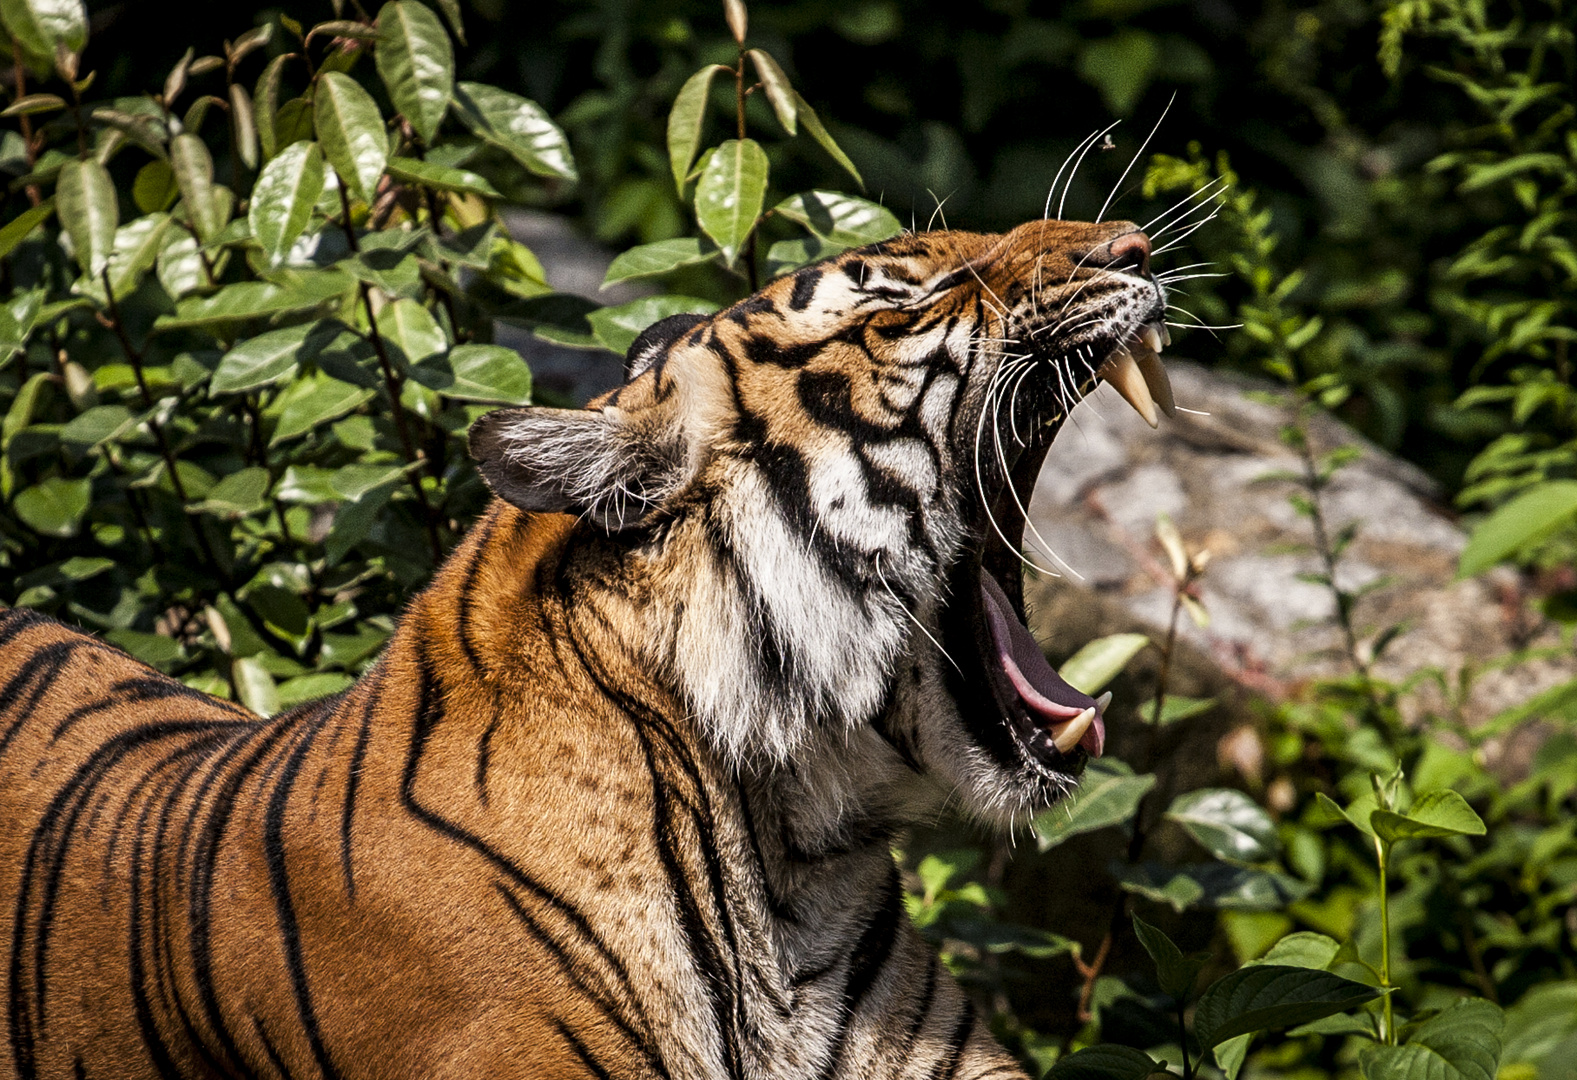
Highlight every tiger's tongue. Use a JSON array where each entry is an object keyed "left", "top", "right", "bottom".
[{"left": 980, "top": 572, "right": 1106, "bottom": 756}]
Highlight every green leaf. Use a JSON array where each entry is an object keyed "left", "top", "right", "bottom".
[
  {"left": 747, "top": 49, "right": 797, "bottom": 134},
  {"left": 451, "top": 81, "right": 576, "bottom": 181},
  {"left": 1360, "top": 999, "right": 1504, "bottom": 1080},
  {"left": 230, "top": 83, "right": 259, "bottom": 171},
  {"left": 1311, "top": 791, "right": 1378, "bottom": 839},
  {"left": 254, "top": 53, "right": 291, "bottom": 161},
  {"left": 13, "top": 475, "right": 91, "bottom": 537},
  {"left": 1033, "top": 759, "right": 1155, "bottom": 850},
  {"left": 791, "top": 91, "right": 861, "bottom": 188},
  {"left": 314, "top": 71, "right": 388, "bottom": 204},
  {"left": 1214, "top": 1034, "right": 1252, "bottom": 1080},
  {"left": 429, "top": 0, "right": 463, "bottom": 43},
  {"left": 55, "top": 158, "right": 118, "bottom": 277},
  {"left": 169, "top": 133, "right": 229, "bottom": 244},
  {"left": 233, "top": 656, "right": 280, "bottom": 717},
  {"left": 1166, "top": 788, "right": 1280, "bottom": 862},
  {"left": 0, "top": 199, "right": 54, "bottom": 258},
  {"left": 1371, "top": 790, "right": 1487, "bottom": 844},
  {"left": 1459, "top": 481, "right": 1577, "bottom": 576},
  {"left": 1255, "top": 932, "right": 1341, "bottom": 971},
  {"left": 411, "top": 344, "right": 532, "bottom": 405},
  {"left": 79, "top": 213, "right": 174, "bottom": 303},
  {"left": 375, "top": 0, "right": 453, "bottom": 144},
  {"left": 586, "top": 295, "right": 720, "bottom": 355},
  {"left": 384, "top": 155, "right": 500, "bottom": 197},
  {"left": 1116, "top": 863, "right": 1313, "bottom": 913},
  {"left": 773, "top": 191, "right": 903, "bottom": 248},
  {"left": 193, "top": 467, "right": 271, "bottom": 517},
  {"left": 277, "top": 672, "right": 355, "bottom": 709},
  {"left": 59, "top": 404, "right": 134, "bottom": 446},
  {"left": 132, "top": 161, "right": 178, "bottom": 214},
  {"left": 1058, "top": 632, "right": 1149, "bottom": 695},
  {"left": 266, "top": 370, "right": 376, "bottom": 445},
  {"left": 0, "top": 0, "right": 87, "bottom": 71},
  {"left": 1137, "top": 695, "right": 1217, "bottom": 727},
  {"left": 1194, "top": 965, "right": 1385, "bottom": 1051},
  {"left": 1045, "top": 1045, "right": 1169, "bottom": 1080},
  {"left": 211, "top": 320, "right": 330, "bottom": 394},
  {"left": 156, "top": 272, "right": 355, "bottom": 331},
  {"left": 1132, "top": 913, "right": 1209, "bottom": 1002},
  {"left": 375, "top": 297, "right": 447, "bottom": 368},
  {"left": 695, "top": 138, "right": 769, "bottom": 268},
  {"left": 249, "top": 141, "right": 325, "bottom": 266},
  {"left": 666, "top": 64, "right": 728, "bottom": 194},
  {"left": 602, "top": 237, "right": 718, "bottom": 287}
]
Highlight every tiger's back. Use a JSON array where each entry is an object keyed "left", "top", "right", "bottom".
[{"left": 0, "top": 217, "right": 1173, "bottom": 1078}]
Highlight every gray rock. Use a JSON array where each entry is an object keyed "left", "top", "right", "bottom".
[{"left": 1025, "top": 358, "right": 1576, "bottom": 757}]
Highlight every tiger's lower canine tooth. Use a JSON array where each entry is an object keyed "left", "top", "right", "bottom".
[
  {"left": 1052, "top": 707, "right": 1098, "bottom": 754},
  {"left": 1136, "top": 347, "right": 1175, "bottom": 418},
  {"left": 1097, "top": 347, "right": 1159, "bottom": 428}
]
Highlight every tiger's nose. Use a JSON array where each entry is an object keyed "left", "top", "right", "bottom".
[{"left": 1091, "top": 230, "right": 1151, "bottom": 277}]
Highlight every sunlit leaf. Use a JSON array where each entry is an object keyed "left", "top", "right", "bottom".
[
  {"left": 1371, "top": 789, "right": 1487, "bottom": 844},
  {"left": 1032, "top": 759, "right": 1155, "bottom": 850},
  {"left": 666, "top": 64, "right": 728, "bottom": 194},
  {"left": 229, "top": 82, "right": 259, "bottom": 171},
  {"left": 1459, "top": 481, "right": 1577, "bottom": 577},
  {"left": 0, "top": 0, "right": 87, "bottom": 72},
  {"left": 1166, "top": 788, "right": 1280, "bottom": 862},
  {"left": 375, "top": 297, "right": 447, "bottom": 369},
  {"left": 14, "top": 475, "right": 91, "bottom": 537},
  {"left": 0, "top": 199, "right": 54, "bottom": 259},
  {"left": 193, "top": 467, "right": 271, "bottom": 517},
  {"left": 266, "top": 370, "right": 376, "bottom": 445},
  {"left": 747, "top": 49, "right": 797, "bottom": 134},
  {"left": 314, "top": 71, "right": 388, "bottom": 204},
  {"left": 585, "top": 295, "right": 720, "bottom": 355},
  {"left": 156, "top": 272, "right": 355, "bottom": 331},
  {"left": 602, "top": 237, "right": 718, "bottom": 287},
  {"left": 55, "top": 158, "right": 117, "bottom": 276},
  {"left": 1117, "top": 863, "right": 1313, "bottom": 912},
  {"left": 170, "top": 133, "right": 228, "bottom": 243},
  {"left": 773, "top": 190, "right": 903, "bottom": 248},
  {"left": 210, "top": 320, "right": 331, "bottom": 394},
  {"left": 452, "top": 81, "right": 576, "bottom": 181},
  {"left": 233, "top": 656, "right": 280, "bottom": 717},
  {"left": 384, "top": 156, "right": 499, "bottom": 197},
  {"left": 695, "top": 138, "right": 769, "bottom": 268},
  {"left": 250, "top": 141, "right": 326, "bottom": 266},
  {"left": 410, "top": 344, "right": 532, "bottom": 404},
  {"left": 1059, "top": 632, "right": 1149, "bottom": 695},
  {"left": 375, "top": 0, "right": 453, "bottom": 143}
]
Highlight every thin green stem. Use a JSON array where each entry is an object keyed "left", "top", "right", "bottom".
[
  {"left": 1179, "top": 1001, "right": 1193, "bottom": 1080},
  {"left": 1376, "top": 835, "right": 1394, "bottom": 1045}
]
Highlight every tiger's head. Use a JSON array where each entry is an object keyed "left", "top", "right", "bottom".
[{"left": 471, "top": 218, "right": 1171, "bottom": 825}]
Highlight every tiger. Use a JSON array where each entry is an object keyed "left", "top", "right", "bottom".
[{"left": 0, "top": 214, "right": 1172, "bottom": 1079}]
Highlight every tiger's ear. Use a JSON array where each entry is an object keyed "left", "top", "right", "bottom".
[
  {"left": 468, "top": 404, "right": 691, "bottom": 532},
  {"left": 624, "top": 312, "right": 708, "bottom": 381}
]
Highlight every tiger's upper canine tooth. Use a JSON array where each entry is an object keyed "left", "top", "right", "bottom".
[
  {"left": 1140, "top": 324, "right": 1164, "bottom": 354},
  {"left": 1051, "top": 706, "right": 1098, "bottom": 755},
  {"left": 1136, "top": 346, "right": 1176, "bottom": 418},
  {"left": 1097, "top": 346, "right": 1159, "bottom": 428}
]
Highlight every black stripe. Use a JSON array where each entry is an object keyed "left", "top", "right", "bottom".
[
  {"left": 455, "top": 514, "right": 500, "bottom": 677},
  {"left": 553, "top": 1019, "right": 615, "bottom": 1080},
  {"left": 263, "top": 709, "right": 341, "bottom": 1080},
  {"left": 340, "top": 678, "right": 379, "bottom": 900},
  {"left": 925, "top": 1000, "right": 975, "bottom": 1080}
]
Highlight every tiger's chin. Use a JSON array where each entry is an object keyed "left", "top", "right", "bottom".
[{"left": 926, "top": 316, "right": 1173, "bottom": 826}]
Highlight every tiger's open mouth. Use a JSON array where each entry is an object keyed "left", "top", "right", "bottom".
[{"left": 944, "top": 317, "right": 1172, "bottom": 779}]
